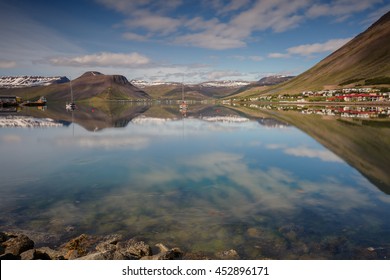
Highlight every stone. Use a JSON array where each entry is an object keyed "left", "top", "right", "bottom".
[
  {"left": 20, "top": 249, "right": 52, "bottom": 260},
  {"left": 215, "top": 249, "right": 240, "bottom": 260},
  {"left": 0, "top": 253, "right": 21, "bottom": 260},
  {"left": 77, "top": 251, "right": 114, "bottom": 260},
  {"left": 35, "top": 247, "right": 66, "bottom": 260},
  {"left": 63, "top": 234, "right": 97, "bottom": 259},
  {"left": 0, "top": 232, "right": 8, "bottom": 242},
  {"left": 3, "top": 234, "right": 34, "bottom": 256},
  {"left": 141, "top": 243, "right": 183, "bottom": 260},
  {"left": 117, "top": 239, "right": 152, "bottom": 259}
]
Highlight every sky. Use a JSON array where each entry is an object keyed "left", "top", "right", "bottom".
[{"left": 0, "top": 0, "right": 389, "bottom": 83}]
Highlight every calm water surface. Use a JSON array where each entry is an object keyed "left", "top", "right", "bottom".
[{"left": 1, "top": 103, "right": 389, "bottom": 259}]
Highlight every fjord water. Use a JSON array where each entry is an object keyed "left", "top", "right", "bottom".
[{"left": 0, "top": 103, "right": 389, "bottom": 259}]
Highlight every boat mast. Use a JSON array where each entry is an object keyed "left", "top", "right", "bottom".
[
  {"left": 181, "top": 77, "right": 184, "bottom": 102},
  {"left": 70, "top": 80, "right": 74, "bottom": 103}
]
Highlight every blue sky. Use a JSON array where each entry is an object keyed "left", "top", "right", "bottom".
[{"left": 0, "top": 0, "right": 389, "bottom": 82}]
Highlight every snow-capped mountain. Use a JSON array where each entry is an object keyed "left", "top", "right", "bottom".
[
  {"left": 131, "top": 79, "right": 251, "bottom": 88},
  {"left": 256, "top": 75, "right": 295, "bottom": 86},
  {"left": 0, "top": 76, "right": 69, "bottom": 88},
  {"left": 130, "top": 80, "right": 181, "bottom": 88},
  {"left": 199, "top": 80, "right": 251, "bottom": 88}
]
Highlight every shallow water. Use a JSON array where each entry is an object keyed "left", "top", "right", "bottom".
[{"left": 1, "top": 103, "right": 389, "bottom": 259}]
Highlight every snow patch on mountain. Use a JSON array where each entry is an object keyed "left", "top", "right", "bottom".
[
  {"left": 131, "top": 80, "right": 180, "bottom": 88},
  {"left": 131, "top": 79, "right": 251, "bottom": 88},
  {"left": 199, "top": 81, "right": 251, "bottom": 88},
  {"left": 0, "top": 76, "right": 69, "bottom": 88}
]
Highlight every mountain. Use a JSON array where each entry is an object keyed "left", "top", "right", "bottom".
[
  {"left": 135, "top": 80, "right": 252, "bottom": 100},
  {"left": 66, "top": 71, "right": 151, "bottom": 101},
  {"left": 258, "top": 11, "right": 390, "bottom": 95},
  {"left": 0, "top": 71, "right": 151, "bottom": 101},
  {"left": 0, "top": 76, "right": 69, "bottom": 88},
  {"left": 256, "top": 75, "right": 295, "bottom": 86}
]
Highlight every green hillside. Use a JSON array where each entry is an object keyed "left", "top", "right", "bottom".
[{"left": 242, "top": 11, "right": 390, "bottom": 96}]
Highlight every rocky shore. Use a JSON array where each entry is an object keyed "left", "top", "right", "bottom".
[{"left": 0, "top": 231, "right": 239, "bottom": 260}]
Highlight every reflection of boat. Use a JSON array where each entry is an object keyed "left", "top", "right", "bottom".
[
  {"left": 179, "top": 80, "right": 188, "bottom": 116},
  {"left": 22, "top": 96, "right": 47, "bottom": 107},
  {"left": 66, "top": 80, "right": 76, "bottom": 111},
  {"left": 66, "top": 103, "right": 76, "bottom": 110}
]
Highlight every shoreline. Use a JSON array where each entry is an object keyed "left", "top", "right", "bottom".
[{"left": 0, "top": 231, "right": 238, "bottom": 260}]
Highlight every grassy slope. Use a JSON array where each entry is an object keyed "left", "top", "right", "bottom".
[{"left": 237, "top": 11, "right": 390, "bottom": 97}]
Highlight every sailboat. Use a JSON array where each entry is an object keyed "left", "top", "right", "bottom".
[
  {"left": 179, "top": 80, "right": 188, "bottom": 116},
  {"left": 65, "top": 79, "right": 76, "bottom": 111}
]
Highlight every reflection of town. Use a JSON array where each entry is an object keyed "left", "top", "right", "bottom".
[{"left": 247, "top": 104, "right": 390, "bottom": 119}]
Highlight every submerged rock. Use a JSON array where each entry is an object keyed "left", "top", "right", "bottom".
[{"left": 215, "top": 249, "right": 240, "bottom": 260}]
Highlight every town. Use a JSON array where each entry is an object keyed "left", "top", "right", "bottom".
[{"left": 235, "top": 87, "right": 390, "bottom": 103}]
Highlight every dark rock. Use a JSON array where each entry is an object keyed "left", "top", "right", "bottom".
[
  {"left": 3, "top": 234, "right": 34, "bottom": 255},
  {"left": 0, "top": 232, "right": 8, "bottom": 242},
  {"left": 20, "top": 248, "right": 57, "bottom": 260},
  {"left": 0, "top": 253, "right": 21, "bottom": 260},
  {"left": 101, "top": 234, "right": 123, "bottom": 245},
  {"left": 35, "top": 247, "right": 66, "bottom": 260},
  {"left": 141, "top": 243, "right": 182, "bottom": 260}
]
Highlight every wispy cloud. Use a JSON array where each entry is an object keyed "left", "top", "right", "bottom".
[
  {"left": 284, "top": 146, "right": 343, "bottom": 162},
  {"left": 267, "top": 144, "right": 343, "bottom": 163},
  {"left": 287, "top": 38, "right": 352, "bottom": 56},
  {"left": 206, "top": 70, "right": 244, "bottom": 80},
  {"left": 268, "top": 37, "right": 352, "bottom": 58},
  {"left": 95, "top": 0, "right": 310, "bottom": 50},
  {"left": 307, "top": 0, "right": 383, "bottom": 21},
  {"left": 0, "top": 60, "right": 16, "bottom": 69},
  {"left": 47, "top": 52, "right": 151, "bottom": 67},
  {"left": 95, "top": 0, "right": 381, "bottom": 51}
]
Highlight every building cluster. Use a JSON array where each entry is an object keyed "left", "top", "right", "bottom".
[
  {"left": 231, "top": 87, "right": 390, "bottom": 103},
  {"left": 301, "top": 88, "right": 390, "bottom": 102}
]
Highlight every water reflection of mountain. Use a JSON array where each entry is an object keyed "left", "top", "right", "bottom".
[{"left": 233, "top": 105, "right": 390, "bottom": 195}]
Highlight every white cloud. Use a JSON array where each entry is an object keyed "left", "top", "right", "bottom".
[
  {"left": 267, "top": 144, "right": 343, "bottom": 163},
  {"left": 174, "top": 33, "right": 246, "bottom": 50},
  {"left": 124, "top": 14, "right": 182, "bottom": 35},
  {"left": 249, "top": 56, "right": 263, "bottom": 62},
  {"left": 57, "top": 135, "right": 150, "bottom": 150},
  {"left": 268, "top": 52, "right": 290, "bottom": 58},
  {"left": 122, "top": 32, "right": 149, "bottom": 42},
  {"left": 287, "top": 38, "right": 352, "bottom": 56},
  {"left": 47, "top": 52, "right": 151, "bottom": 67},
  {"left": 206, "top": 70, "right": 244, "bottom": 80},
  {"left": 95, "top": 0, "right": 312, "bottom": 50},
  {"left": 268, "top": 37, "right": 352, "bottom": 58},
  {"left": 0, "top": 60, "right": 16, "bottom": 68},
  {"left": 95, "top": 0, "right": 381, "bottom": 52},
  {"left": 307, "top": 0, "right": 383, "bottom": 21}
]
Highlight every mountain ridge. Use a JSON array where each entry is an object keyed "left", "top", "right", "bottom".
[{"left": 257, "top": 11, "right": 390, "bottom": 95}]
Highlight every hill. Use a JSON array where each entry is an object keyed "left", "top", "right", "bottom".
[
  {"left": 247, "top": 11, "right": 390, "bottom": 96},
  {"left": 136, "top": 80, "right": 252, "bottom": 100},
  {"left": 0, "top": 71, "right": 151, "bottom": 101}
]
